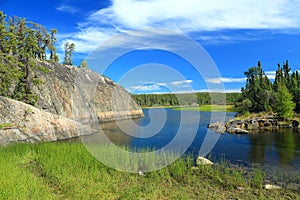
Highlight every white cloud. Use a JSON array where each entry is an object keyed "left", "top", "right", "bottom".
[
  {"left": 206, "top": 71, "right": 278, "bottom": 84},
  {"left": 90, "top": 0, "right": 300, "bottom": 31},
  {"left": 56, "top": 5, "right": 79, "bottom": 14},
  {"left": 265, "top": 71, "right": 276, "bottom": 80},
  {"left": 196, "top": 89, "right": 241, "bottom": 93},
  {"left": 171, "top": 80, "right": 193, "bottom": 86},
  {"left": 129, "top": 80, "right": 193, "bottom": 92},
  {"left": 130, "top": 84, "right": 161, "bottom": 91},
  {"left": 58, "top": 0, "right": 300, "bottom": 54},
  {"left": 206, "top": 77, "right": 246, "bottom": 84},
  {"left": 132, "top": 89, "right": 241, "bottom": 94}
]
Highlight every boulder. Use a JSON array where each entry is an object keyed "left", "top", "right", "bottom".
[
  {"left": 196, "top": 157, "right": 214, "bottom": 166},
  {"left": 264, "top": 184, "right": 282, "bottom": 190},
  {"left": 0, "top": 96, "right": 96, "bottom": 145},
  {"left": 207, "top": 122, "right": 226, "bottom": 133},
  {"left": 227, "top": 127, "right": 249, "bottom": 134}
]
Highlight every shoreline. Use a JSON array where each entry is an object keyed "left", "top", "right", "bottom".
[
  {"left": 208, "top": 115, "right": 300, "bottom": 134},
  {"left": 0, "top": 142, "right": 299, "bottom": 199}
]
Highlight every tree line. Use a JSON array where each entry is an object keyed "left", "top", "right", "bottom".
[
  {"left": 237, "top": 60, "right": 298, "bottom": 118},
  {"left": 0, "top": 11, "right": 87, "bottom": 105},
  {"left": 132, "top": 92, "right": 241, "bottom": 107}
]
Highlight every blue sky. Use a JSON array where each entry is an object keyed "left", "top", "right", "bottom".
[{"left": 2, "top": 0, "right": 300, "bottom": 94}]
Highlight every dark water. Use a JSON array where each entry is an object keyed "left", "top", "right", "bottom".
[{"left": 83, "top": 108, "right": 300, "bottom": 180}]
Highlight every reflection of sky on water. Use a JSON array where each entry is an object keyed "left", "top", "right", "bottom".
[{"left": 83, "top": 108, "right": 300, "bottom": 170}]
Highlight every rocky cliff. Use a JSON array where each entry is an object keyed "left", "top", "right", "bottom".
[
  {"left": 0, "top": 96, "right": 96, "bottom": 144},
  {"left": 32, "top": 61, "right": 143, "bottom": 122},
  {"left": 0, "top": 61, "right": 144, "bottom": 144}
]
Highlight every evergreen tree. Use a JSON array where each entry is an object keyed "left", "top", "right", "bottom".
[
  {"left": 49, "top": 29, "right": 58, "bottom": 61},
  {"left": 0, "top": 11, "right": 53, "bottom": 105},
  {"left": 63, "top": 42, "right": 75, "bottom": 65},
  {"left": 242, "top": 61, "right": 272, "bottom": 113},
  {"left": 79, "top": 60, "right": 88, "bottom": 68},
  {"left": 274, "top": 83, "right": 295, "bottom": 118}
]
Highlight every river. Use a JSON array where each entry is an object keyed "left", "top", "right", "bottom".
[{"left": 81, "top": 108, "right": 300, "bottom": 180}]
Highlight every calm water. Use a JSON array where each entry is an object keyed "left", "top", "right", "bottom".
[{"left": 83, "top": 108, "right": 300, "bottom": 177}]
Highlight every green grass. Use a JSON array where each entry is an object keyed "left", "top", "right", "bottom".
[
  {"left": 0, "top": 123, "right": 14, "bottom": 129},
  {"left": 173, "top": 105, "right": 238, "bottom": 112},
  {"left": 0, "top": 142, "right": 299, "bottom": 199}
]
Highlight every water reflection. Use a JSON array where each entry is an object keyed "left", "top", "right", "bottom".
[
  {"left": 79, "top": 108, "right": 300, "bottom": 168},
  {"left": 249, "top": 130, "right": 300, "bottom": 165},
  {"left": 81, "top": 120, "right": 136, "bottom": 146}
]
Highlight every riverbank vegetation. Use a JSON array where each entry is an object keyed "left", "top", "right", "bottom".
[
  {"left": 237, "top": 61, "right": 300, "bottom": 118},
  {"left": 0, "top": 142, "right": 299, "bottom": 199}
]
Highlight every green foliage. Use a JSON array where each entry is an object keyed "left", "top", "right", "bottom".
[
  {"left": 63, "top": 42, "right": 75, "bottom": 65},
  {"left": 0, "top": 11, "right": 55, "bottom": 105},
  {"left": 242, "top": 61, "right": 273, "bottom": 113},
  {"left": 274, "top": 83, "right": 295, "bottom": 118},
  {"left": 0, "top": 143, "right": 299, "bottom": 199},
  {"left": 240, "top": 60, "right": 300, "bottom": 117},
  {"left": 133, "top": 92, "right": 241, "bottom": 107},
  {"left": 79, "top": 60, "right": 88, "bottom": 68}
]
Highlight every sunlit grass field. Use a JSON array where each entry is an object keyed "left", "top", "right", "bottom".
[
  {"left": 0, "top": 142, "right": 298, "bottom": 199},
  {"left": 173, "top": 104, "right": 238, "bottom": 112}
]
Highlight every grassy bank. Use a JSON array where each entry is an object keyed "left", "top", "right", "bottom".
[
  {"left": 173, "top": 105, "right": 238, "bottom": 112},
  {"left": 0, "top": 142, "right": 298, "bottom": 199}
]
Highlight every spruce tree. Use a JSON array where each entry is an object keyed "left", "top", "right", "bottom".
[{"left": 274, "top": 83, "right": 295, "bottom": 118}]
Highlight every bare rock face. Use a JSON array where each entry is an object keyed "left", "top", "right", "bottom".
[
  {"left": 32, "top": 61, "right": 143, "bottom": 122},
  {"left": 0, "top": 61, "right": 144, "bottom": 144},
  {"left": 0, "top": 96, "right": 96, "bottom": 145}
]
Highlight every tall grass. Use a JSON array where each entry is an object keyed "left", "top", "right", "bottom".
[{"left": 0, "top": 142, "right": 299, "bottom": 199}]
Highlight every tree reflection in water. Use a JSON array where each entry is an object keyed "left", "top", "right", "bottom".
[{"left": 249, "top": 130, "right": 300, "bottom": 165}]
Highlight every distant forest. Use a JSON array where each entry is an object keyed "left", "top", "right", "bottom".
[{"left": 132, "top": 92, "right": 241, "bottom": 107}]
